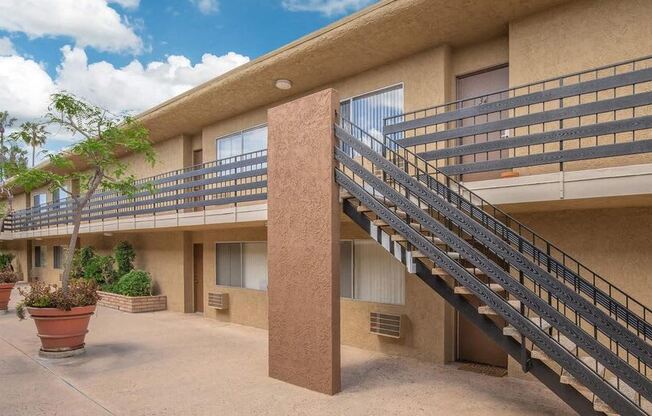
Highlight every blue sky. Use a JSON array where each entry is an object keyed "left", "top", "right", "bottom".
[
  {"left": 11, "top": 0, "right": 368, "bottom": 79},
  {"left": 0, "top": 0, "right": 376, "bottom": 155}
]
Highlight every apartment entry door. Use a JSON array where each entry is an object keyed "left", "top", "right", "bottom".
[
  {"left": 456, "top": 65, "right": 509, "bottom": 182},
  {"left": 193, "top": 243, "right": 204, "bottom": 313},
  {"left": 455, "top": 65, "right": 509, "bottom": 368}
]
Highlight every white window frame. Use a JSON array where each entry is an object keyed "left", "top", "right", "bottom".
[
  {"left": 53, "top": 246, "right": 64, "bottom": 269},
  {"left": 33, "top": 245, "right": 47, "bottom": 268},
  {"left": 339, "top": 82, "right": 405, "bottom": 108},
  {"left": 32, "top": 192, "right": 47, "bottom": 210},
  {"left": 52, "top": 186, "right": 69, "bottom": 204},
  {"left": 215, "top": 124, "right": 268, "bottom": 161},
  {"left": 340, "top": 239, "right": 405, "bottom": 306},
  {"left": 215, "top": 241, "right": 268, "bottom": 291}
]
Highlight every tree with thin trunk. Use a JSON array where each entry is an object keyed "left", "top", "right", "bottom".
[
  {"left": 0, "top": 111, "right": 17, "bottom": 180},
  {"left": 13, "top": 93, "right": 156, "bottom": 291},
  {"left": 0, "top": 137, "right": 28, "bottom": 232},
  {"left": 13, "top": 121, "right": 47, "bottom": 167}
]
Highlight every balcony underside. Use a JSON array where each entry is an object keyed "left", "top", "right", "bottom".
[{"left": 1, "top": 203, "right": 267, "bottom": 240}]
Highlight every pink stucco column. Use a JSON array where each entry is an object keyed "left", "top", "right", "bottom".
[{"left": 267, "top": 88, "right": 341, "bottom": 395}]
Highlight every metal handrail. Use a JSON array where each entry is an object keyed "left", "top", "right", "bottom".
[
  {"left": 341, "top": 118, "right": 652, "bottom": 342},
  {"left": 5, "top": 150, "right": 268, "bottom": 231},
  {"left": 334, "top": 122, "right": 650, "bottom": 414},
  {"left": 384, "top": 54, "right": 652, "bottom": 127}
]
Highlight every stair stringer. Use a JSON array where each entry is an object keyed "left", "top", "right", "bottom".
[
  {"left": 336, "top": 169, "right": 645, "bottom": 416},
  {"left": 341, "top": 197, "right": 604, "bottom": 416}
]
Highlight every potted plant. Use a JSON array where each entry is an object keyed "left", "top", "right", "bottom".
[
  {"left": 16, "top": 280, "right": 99, "bottom": 354},
  {"left": 0, "top": 267, "right": 20, "bottom": 311},
  {"left": 12, "top": 93, "right": 155, "bottom": 356}
]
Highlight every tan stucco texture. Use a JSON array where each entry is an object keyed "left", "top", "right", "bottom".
[{"left": 267, "top": 89, "right": 341, "bottom": 394}]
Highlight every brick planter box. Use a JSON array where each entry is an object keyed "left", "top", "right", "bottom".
[{"left": 97, "top": 291, "right": 167, "bottom": 313}]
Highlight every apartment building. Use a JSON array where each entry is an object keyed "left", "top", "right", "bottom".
[{"left": 2, "top": 0, "right": 652, "bottom": 414}]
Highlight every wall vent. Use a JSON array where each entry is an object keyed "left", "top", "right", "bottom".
[
  {"left": 370, "top": 312, "right": 402, "bottom": 338},
  {"left": 208, "top": 292, "right": 229, "bottom": 310}
]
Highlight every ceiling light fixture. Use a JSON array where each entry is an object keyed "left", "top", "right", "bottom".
[{"left": 275, "top": 79, "right": 293, "bottom": 90}]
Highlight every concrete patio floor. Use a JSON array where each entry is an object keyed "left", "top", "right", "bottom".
[{"left": 0, "top": 288, "right": 575, "bottom": 416}]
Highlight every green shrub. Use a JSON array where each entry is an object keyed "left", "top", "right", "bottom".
[
  {"left": 115, "top": 270, "right": 152, "bottom": 297},
  {"left": 84, "top": 255, "right": 117, "bottom": 285},
  {"left": 114, "top": 241, "right": 136, "bottom": 277},
  {"left": 71, "top": 246, "right": 96, "bottom": 279},
  {"left": 0, "top": 252, "right": 14, "bottom": 271},
  {"left": 100, "top": 281, "right": 118, "bottom": 293}
]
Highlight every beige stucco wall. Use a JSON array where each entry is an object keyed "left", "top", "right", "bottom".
[
  {"left": 451, "top": 36, "right": 509, "bottom": 96},
  {"left": 510, "top": 0, "right": 652, "bottom": 85},
  {"left": 83, "top": 232, "right": 189, "bottom": 312},
  {"left": 194, "top": 224, "right": 268, "bottom": 328},
  {"left": 25, "top": 231, "right": 191, "bottom": 312},
  {"left": 119, "top": 134, "right": 190, "bottom": 180},
  {"left": 20, "top": 237, "right": 67, "bottom": 284},
  {"left": 509, "top": 0, "right": 652, "bottom": 176},
  {"left": 513, "top": 206, "right": 652, "bottom": 301},
  {"left": 5, "top": 0, "right": 652, "bottom": 377},
  {"left": 194, "top": 220, "right": 450, "bottom": 364},
  {"left": 200, "top": 44, "right": 453, "bottom": 161}
]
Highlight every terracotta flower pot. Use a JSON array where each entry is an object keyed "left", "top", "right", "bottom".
[
  {"left": 0, "top": 282, "right": 15, "bottom": 310},
  {"left": 27, "top": 305, "right": 96, "bottom": 352}
]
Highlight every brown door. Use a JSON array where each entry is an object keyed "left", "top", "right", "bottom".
[
  {"left": 193, "top": 243, "right": 204, "bottom": 313},
  {"left": 193, "top": 149, "right": 202, "bottom": 166},
  {"left": 456, "top": 66, "right": 509, "bottom": 368},
  {"left": 192, "top": 150, "right": 204, "bottom": 211},
  {"left": 457, "top": 65, "right": 509, "bottom": 182}
]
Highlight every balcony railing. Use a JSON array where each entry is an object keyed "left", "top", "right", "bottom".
[
  {"left": 384, "top": 55, "right": 652, "bottom": 178},
  {"left": 3, "top": 150, "right": 268, "bottom": 232}
]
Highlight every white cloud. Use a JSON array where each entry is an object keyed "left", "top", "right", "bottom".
[
  {"left": 0, "top": 55, "right": 54, "bottom": 119},
  {"left": 0, "top": 37, "right": 16, "bottom": 56},
  {"left": 0, "top": 0, "right": 143, "bottom": 54},
  {"left": 55, "top": 46, "right": 249, "bottom": 114},
  {"left": 190, "top": 0, "right": 219, "bottom": 15},
  {"left": 0, "top": 46, "right": 249, "bottom": 121},
  {"left": 109, "top": 0, "right": 140, "bottom": 9},
  {"left": 281, "top": 0, "right": 375, "bottom": 16}
]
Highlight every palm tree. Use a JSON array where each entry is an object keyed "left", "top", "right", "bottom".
[
  {"left": 15, "top": 122, "right": 47, "bottom": 167},
  {"left": 0, "top": 111, "right": 17, "bottom": 179},
  {"left": 7, "top": 143, "right": 27, "bottom": 168}
]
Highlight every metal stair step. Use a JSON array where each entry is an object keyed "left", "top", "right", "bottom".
[
  {"left": 593, "top": 377, "right": 651, "bottom": 415},
  {"left": 531, "top": 334, "right": 577, "bottom": 361},
  {"left": 340, "top": 190, "right": 355, "bottom": 200},
  {"left": 503, "top": 317, "right": 551, "bottom": 337},
  {"left": 431, "top": 267, "right": 486, "bottom": 277},
  {"left": 412, "top": 250, "right": 460, "bottom": 260},
  {"left": 455, "top": 283, "right": 504, "bottom": 296},
  {"left": 478, "top": 300, "right": 521, "bottom": 316},
  {"left": 392, "top": 234, "right": 445, "bottom": 245},
  {"left": 560, "top": 356, "right": 605, "bottom": 388}
]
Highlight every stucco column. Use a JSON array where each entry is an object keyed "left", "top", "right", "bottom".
[{"left": 267, "top": 88, "right": 341, "bottom": 395}]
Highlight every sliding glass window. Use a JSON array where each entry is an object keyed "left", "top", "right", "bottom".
[
  {"left": 216, "top": 242, "right": 268, "bottom": 291},
  {"left": 340, "top": 240, "right": 405, "bottom": 305},
  {"left": 216, "top": 125, "right": 267, "bottom": 176},
  {"left": 340, "top": 84, "right": 404, "bottom": 152},
  {"left": 216, "top": 125, "right": 267, "bottom": 159}
]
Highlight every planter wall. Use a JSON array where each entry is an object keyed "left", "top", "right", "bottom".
[{"left": 98, "top": 291, "right": 166, "bottom": 313}]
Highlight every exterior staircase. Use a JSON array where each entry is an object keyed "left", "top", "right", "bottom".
[{"left": 334, "top": 119, "right": 652, "bottom": 416}]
